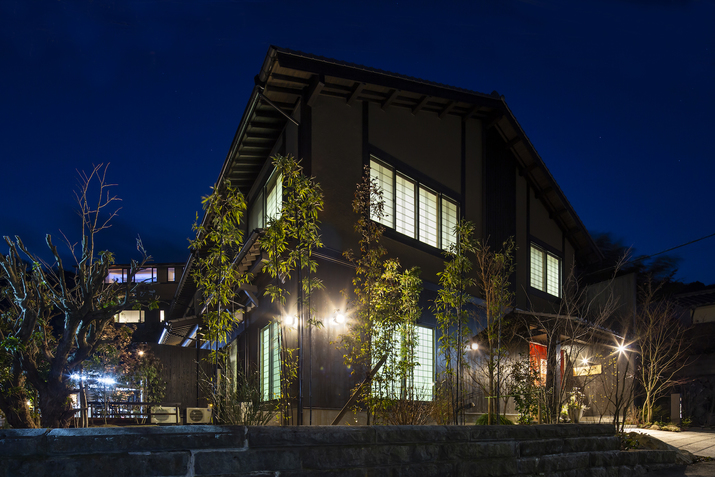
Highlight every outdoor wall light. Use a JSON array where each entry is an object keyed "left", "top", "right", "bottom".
[
  {"left": 333, "top": 311, "right": 345, "bottom": 325},
  {"left": 616, "top": 343, "right": 628, "bottom": 355},
  {"left": 283, "top": 315, "right": 296, "bottom": 327},
  {"left": 470, "top": 342, "right": 479, "bottom": 351},
  {"left": 581, "top": 357, "right": 589, "bottom": 365},
  {"left": 138, "top": 350, "right": 145, "bottom": 357}
]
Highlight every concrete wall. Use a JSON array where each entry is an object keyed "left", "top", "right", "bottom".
[{"left": 0, "top": 424, "right": 679, "bottom": 477}]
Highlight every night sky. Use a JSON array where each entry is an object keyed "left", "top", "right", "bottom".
[{"left": 2, "top": 0, "right": 714, "bottom": 284}]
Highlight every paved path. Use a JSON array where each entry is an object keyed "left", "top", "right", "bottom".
[
  {"left": 630, "top": 428, "right": 715, "bottom": 476},
  {"left": 635, "top": 428, "right": 715, "bottom": 458}
]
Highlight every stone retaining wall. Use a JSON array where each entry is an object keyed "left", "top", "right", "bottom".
[{"left": 0, "top": 424, "right": 680, "bottom": 476}]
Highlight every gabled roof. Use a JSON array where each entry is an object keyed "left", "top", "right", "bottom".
[
  {"left": 170, "top": 46, "right": 602, "bottom": 323},
  {"left": 219, "top": 46, "right": 600, "bottom": 265}
]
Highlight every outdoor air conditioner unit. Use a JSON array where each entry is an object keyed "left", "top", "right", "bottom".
[
  {"left": 150, "top": 406, "right": 178, "bottom": 424},
  {"left": 186, "top": 407, "right": 212, "bottom": 424}
]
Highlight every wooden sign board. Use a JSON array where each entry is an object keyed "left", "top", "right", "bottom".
[{"left": 573, "top": 364, "right": 602, "bottom": 376}]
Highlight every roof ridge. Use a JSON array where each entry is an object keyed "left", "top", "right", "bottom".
[{"left": 272, "top": 45, "right": 496, "bottom": 100}]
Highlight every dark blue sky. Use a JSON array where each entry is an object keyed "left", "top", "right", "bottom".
[{"left": 2, "top": 0, "right": 714, "bottom": 284}]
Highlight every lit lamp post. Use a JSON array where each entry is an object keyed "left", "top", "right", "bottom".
[{"left": 613, "top": 341, "right": 631, "bottom": 432}]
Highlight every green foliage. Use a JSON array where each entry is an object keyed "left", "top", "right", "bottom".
[
  {"left": 201, "top": 365, "right": 276, "bottom": 426},
  {"left": 432, "top": 219, "right": 477, "bottom": 423},
  {"left": 475, "top": 413, "right": 513, "bottom": 425},
  {"left": 278, "top": 338, "right": 299, "bottom": 422},
  {"left": 259, "top": 154, "right": 325, "bottom": 308},
  {"left": 508, "top": 354, "right": 540, "bottom": 424},
  {"left": 338, "top": 167, "right": 423, "bottom": 423},
  {"left": 189, "top": 179, "right": 248, "bottom": 349},
  {"left": 257, "top": 155, "right": 325, "bottom": 423},
  {"left": 472, "top": 237, "right": 516, "bottom": 423}
]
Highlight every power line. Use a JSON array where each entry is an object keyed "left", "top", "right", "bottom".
[{"left": 587, "top": 231, "right": 715, "bottom": 277}]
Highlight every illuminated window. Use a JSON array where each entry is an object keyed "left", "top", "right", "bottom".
[
  {"left": 395, "top": 174, "right": 415, "bottom": 238},
  {"left": 413, "top": 326, "right": 434, "bottom": 401},
  {"left": 441, "top": 198, "right": 459, "bottom": 251},
  {"left": 372, "top": 325, "right": 434, "bottom": 402},
  {"left": 370, "top": 160, "right": 394, "bottom": 227},
  {"left": 159, "top": 310, "right": 165, "bottom": 322},
  {"left": 370, "top": 157, "right": 458, "bottom": 250},
  {"left": 530, "top": 244, "right": 561, "bottom": 297},
  {"left": 260, "top": 322, "right": 281, "bottom": 401},
  {"left": 114, "top": 310, "right": 144, "bottom": 323},
  {"left": 265, "top": 173, "right": 283, "bottom": 223},
  {"left": 105, "top": 268, "right": 125, "bottom": 283},
  {"left": 419, "top": 186, "right": 438, "bottom": 247},
  {"left": 167, "top": 267, "right": 176, "bottom": 282},
  {"left": 134, "top": 268, "right": 157, "bottom": 283}
]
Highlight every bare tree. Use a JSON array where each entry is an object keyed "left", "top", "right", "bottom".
[
  {"left": 0, "top": 165, "right": 153, "bottom": 428},
  {"left": 472, "top": 237, "right": 516, "bottom": 425},
  {"left": 519, "top": 262, "right": 624, "bottom": 423},
  {"left": 636, "top": 279, "right": 690, "bottom": 423}
]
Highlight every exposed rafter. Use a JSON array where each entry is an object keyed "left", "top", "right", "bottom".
[
  {"left": 347, "top": 83, "right": 364, "bottom": 106},
  {"left": 382, "top": 89, "right": 400, "bottom": 110},
  {"left": 306, "top": 74, "right": 325, "bottom": 107},
  {"left": 439, "top": 101, "right": 456, "bottom": 119},
  {"left": 412, "top": 95, "right": 430, "bottom": 115}
]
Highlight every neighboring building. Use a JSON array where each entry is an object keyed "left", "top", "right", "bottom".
[
  {"left": 673, "top": 287, "right": 715, "bottom": 426},
  {"left": 165, "top": 46, "right": 617, "bottom": 424},
  {"left": 106, "top": 263, "right": 184, "bottom": 343}
]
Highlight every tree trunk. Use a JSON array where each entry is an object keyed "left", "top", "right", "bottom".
[
  {"left": 38, "top": 381, "right": 74, "bottom": 428},
  {"left": 0, "top": 392, "right": 38, "bottom": 428}
]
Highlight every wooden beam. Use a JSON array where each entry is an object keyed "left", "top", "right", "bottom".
[
  {"left": 347, "top": 83, "right": 364, "bottom": 106},
  {"left": 382, "top": 89, "right": 399, "bottom": 110},
  {"left": 270, "top": 73, "right": 311, "bottom": 85},
  {"left": 535, "top": 186, "right": 553, "bottom": 200},
  {"left": 306, "top": 74, "right": 325, "bottom": 107},
  {"left": 504, "top": 136, "right": 522, "bottom": 149},
  {"left": 439, "top": 101, "right": 456, "bottom": 119},
  {"left": 412, "top": 95, "right": 430, "bottom": 115},
  {"left": 464, "top": 104, "right": 481, "bottom": 119},
  {"left": 485, "top": 114, "right": 503, "bottom": 130}
]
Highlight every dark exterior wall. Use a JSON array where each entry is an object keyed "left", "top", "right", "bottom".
[
  {"left": 369, "top": 102, "right": 462, "bottom": 194},
  {"left": 310, "top": 94, "right": 364, "bottom": 254},
  {"left": 464, "top": 117, "right": 484, "bottom": 238},
  {"left": 515, "top": 174, "right": 529, "bottom": 310},
  {"left": 529, "top": 187, "right": 562, "bottom": 252},
  {"left": 148, "top": 343, "right": 211, "bottom": 410}
]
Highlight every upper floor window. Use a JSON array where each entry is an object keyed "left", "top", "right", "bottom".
[
  {"left": 248, "top": 171, "right": 283, "bottom": 231},
  {"left": 104, "top": 267, "right": 157, "bottom": 284},
  {"left": 265, "top": 172, "right": 282, "bottom": 223},
  {"left": 370, "top": 157, "right": 459, "bottom": 250},
  {"left": 167, "top": 267, "right": 176, "bottom": 282},
  {"left": 114, "top": 310, "right": 144, "bottom": 323},
  {"left": 530, "top": 244, "right": 561, "bottom": 297}
]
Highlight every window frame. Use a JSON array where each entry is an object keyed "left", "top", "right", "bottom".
[
  {"left": 260, "top": 322, "right": 281, "bottom": 401},
  {"left": 369, "top": 156, "right": 459, "bottom": 251},
  {"left": 529, "top": 243, "right": 562, "bottom": 298}
]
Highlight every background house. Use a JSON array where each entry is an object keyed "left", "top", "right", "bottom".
[{"left": 163, "top": 47, "right": 623, "bottom": 424}]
